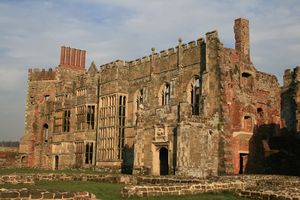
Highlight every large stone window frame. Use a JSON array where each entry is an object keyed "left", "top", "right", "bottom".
[
  {"left": 187, "top": 76, "right": 200, "bottom": 115},
  {"left": 133, "top": 88, "right": 145, "bottom": 125},
  {"left": 62, "top": 110, "right": 71, "bottom": 132},
  {"left": 159, "top": 82, "right": 171, "bottom": 106}
]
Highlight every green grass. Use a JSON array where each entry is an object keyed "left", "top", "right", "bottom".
[
  {"left": 0, "top": 168, "right": 110, "bottom": 175},
  {"left": 2, "top": 181, "right": 249, "bottom": 200}
]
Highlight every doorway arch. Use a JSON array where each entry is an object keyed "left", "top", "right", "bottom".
[{"left": 159, "top": 147, "right": 169, "bottom": 175}]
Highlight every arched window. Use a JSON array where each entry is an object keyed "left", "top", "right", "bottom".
[
  {"left": 160, "top": 83, "right": 170, "bottom": 106},
  {"left": 188, "top": 76, "right": 200, "bottom": 115}
]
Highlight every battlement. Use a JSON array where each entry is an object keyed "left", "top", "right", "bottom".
[
  {"left": 98, "top": 37, "right": 206, "bottom": 72},
  {"left": 59, "top": 46, "right": 86, "bottom": 70},
  {"left": 28, "top": 68, "right": 56, "bottom": 81},
  {"left": 100, "top": 59, "right": 128, "bottom": 71}
]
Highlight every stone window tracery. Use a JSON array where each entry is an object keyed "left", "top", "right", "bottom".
[
  {"left": 160, "top": 83, "right": 170, "bottom": 106},
  {"left": 85, "top": 142, "right": 93, "bottom": 164},
  {"left": 133, "top": 88, "right": 145, "bottom": 125},
  {"left": 63, "top": 110, "right": 71, "bottom": 132},
  {"left": 188, "top": 76, "right": 200, "bottom": 115}
]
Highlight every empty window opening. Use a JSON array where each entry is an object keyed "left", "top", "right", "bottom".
[
  {"left": 54, "top": 155, "right": 59, "bottom": 170},
  {"left": 241, "top": 72, "right": 253, "bottom": 90},
  {"left": 85, "top": 142, "right": 93, "bottom": 164},
  {"left": 161, "top": 83, "right": 170, "bottom": 106},
  {"left": 44, "top": 95, "right": 50, "bottom": 101},
  {"left": 239, "top": 153, "right": 249, "bottom": 174},
  {"left": 257, "top": 108, "right": 263, "bottom": 118},
  {"left": 190, "top": 76, "right": 200, "bottom": 115},
  {"left": 87, "top": 105, "right": 95, "bottom": 130},
  {"left": 118, "top": 95, "right": 126, "bottom": 160},
  {"left": 244, "top": 116, "right": 252, "bottom": 132},
  {"left": 43, "top": 123, "right": 49, "bottom": 142},
  {"left": 63, "top": 110, "right": 71, "bottom": 132},
  {"left": 242, "top": 72, "right": 251, "bottom": 78}
]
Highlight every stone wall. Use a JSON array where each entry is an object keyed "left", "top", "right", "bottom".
[
  {"left": 0, "top": 147, "right": 19, "bottom": 167},
  {"left": 0, "top": 188, "right": 96, "bottom": 200},
  {"left": 0, "top": 174, "right": 299, "bottom": 199},
  {"left": 121, "top": 175, "right": 300, "bottom": 199}
]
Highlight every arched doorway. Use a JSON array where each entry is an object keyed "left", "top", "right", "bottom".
[
  {"left": 54, "top": 155, "right": 59, "bottom": 170},
  {"left": 159, "top": 147, "right": 169, "bottom": 175}
]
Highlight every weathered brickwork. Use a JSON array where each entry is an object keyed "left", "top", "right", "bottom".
[{"left": 19, "top": 18, "right": 298, "bottom": 177}]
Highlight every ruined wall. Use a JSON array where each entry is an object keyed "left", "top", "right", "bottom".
[
  {"left": 219, "top": 18, "right": 281, "bottom": 175},
  {"left": 282, "top": 67, "right": 300, "bottom": 133},
  {"left": 0, "top": 147, "right": 18, "bottom": 167},
  {"left": 19, "top": 68, "right": 56, "bottom": 168}
]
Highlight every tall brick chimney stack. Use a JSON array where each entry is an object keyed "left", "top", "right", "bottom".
[
  {"left": 234, "top": 18, "right": 250, "bottom": 62},
  {"left": 59, "top": 46, "right": 86, "bottom": 69}
]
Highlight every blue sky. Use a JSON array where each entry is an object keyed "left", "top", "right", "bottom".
[{"left": 0, "top": 0, "right": 300, "bottom": 141}]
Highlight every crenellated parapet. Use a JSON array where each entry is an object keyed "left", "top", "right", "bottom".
[{"left": 28, "top": 68, "right": 56, "bottom": 81}]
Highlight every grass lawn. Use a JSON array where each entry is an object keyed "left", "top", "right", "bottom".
[
  {"left": 0, "top": 167, "right": 110, "bottom": 175},
  {"left": 2, "top": 181, "right": 249, "bottom": 200}
]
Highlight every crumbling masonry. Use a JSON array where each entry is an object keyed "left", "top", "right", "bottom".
[{"left": 19, "top": 18, "right": 299, "bottom": 177}]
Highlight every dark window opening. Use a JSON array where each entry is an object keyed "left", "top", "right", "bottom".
[
  {"left": 118, "top": 95, "right": 126, "bottom": 160},
  {"left": 54, "top": 155, "right": 59, "bottom": 170},
  {"left": 191, "top": 76, "right": 200, "bottom": 115},
  {"left": 85, "top": 142, "right": 93, "bottom": 164},
  {"left": 44, "top": 95, "right": 50, "bottom": 101},
  {"left": 87, "top": 105, "right": 95, "bottom": 130},
  {"left": 257, "top": 108, "right": 263, "bottom": 116},
  {"left": 63, "top": 110, "right": 71, "bottom": 132},
  {"left": 43, "top": 123, "right": 49, "bottom": 142},
  {"left": 242, "top": 72, "right": 251, "bottom": 78},
  {"left": 239, "top": 153, "right": 249, "bottom": 174},
  {"left": 244, "top": 116, "right": 252, "bottom": 132},
  {"left": 241, "top": 72, "right": 253, "bottom": 90}
]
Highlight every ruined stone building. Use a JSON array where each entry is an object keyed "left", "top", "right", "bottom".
[{"left": 19, "top": 18, "right": 293, "bottom": 177}]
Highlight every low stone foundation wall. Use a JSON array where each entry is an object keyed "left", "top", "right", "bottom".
[
  {"left": 122, "top": 175, "right": 300, "bottom": 199},
  {"left": 0, "top": 173, "right": 299, "bottom": 199},
  {"left": 122, "top": 180, "right": 244, "bottom": 197},
  {"left": 0, "top": 188, "right": 96, "bottom": 200},
  {"left": 0, "top": 173, "right": 133, "bottom": 185}
]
